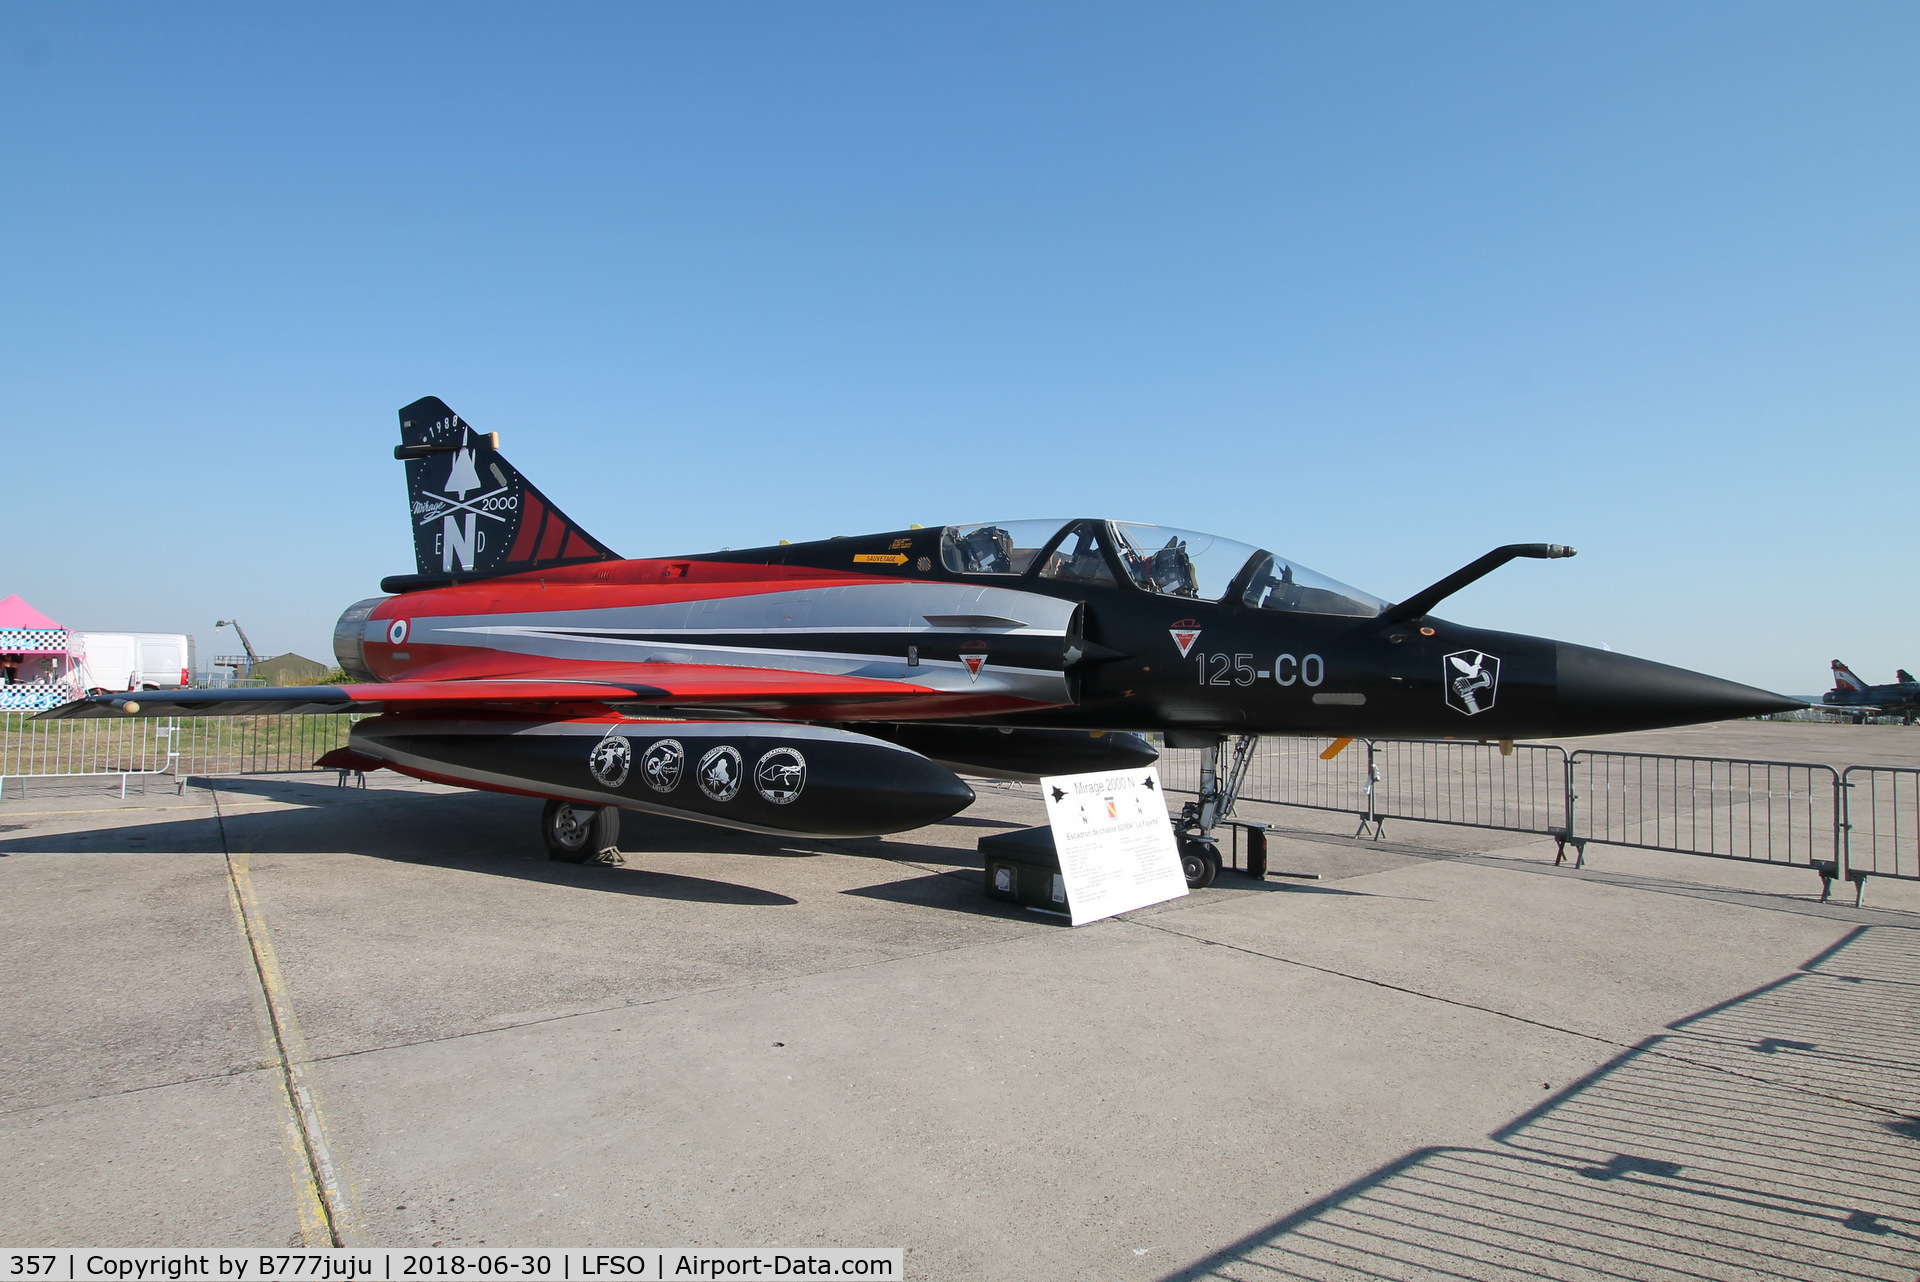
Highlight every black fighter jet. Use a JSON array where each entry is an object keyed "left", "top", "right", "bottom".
[
  {"left": 42, "top": 397, "right": 1799, "bottom": 884},
  {"left": 1823, "top": 660, "right": 1920, "bottom": 724}
]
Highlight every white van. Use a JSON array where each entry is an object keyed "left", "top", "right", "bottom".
[{"left": 74, "top": 632, "right": 193, "bottom": 693}]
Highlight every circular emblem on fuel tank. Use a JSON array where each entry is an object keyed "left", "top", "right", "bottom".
[
  {"left": 640, "top": 739, "right": 685, "bottom": 792},
  {"left": 754, "top": 747, "right": 807, "bottom": 805},
  {"left": 387, "top": 619, "right": 408, "bottom": 645},
  {"left": 697, "top": 745, "right": 743, "bottom": 802},
  {"left": 588, "top": 732, "right": 631, "bottom": 788}
]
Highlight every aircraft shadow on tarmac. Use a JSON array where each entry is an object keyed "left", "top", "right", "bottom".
[
  {"left": 0, "top": 776, "right": 1402, "bottom": 913},
  {"left": 2, "top": 776, "right": 1058, "bottom": 911},
  {"left": 0, "top": 778, "right": 816, "bottom": 907},
  {"left": 1160, "top": 925, "right": 1920, "bottom": 1281}
]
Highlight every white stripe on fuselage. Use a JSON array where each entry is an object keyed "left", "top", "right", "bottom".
[{"left": 373, "top": 582, "right": 1079, "bottom": 702}]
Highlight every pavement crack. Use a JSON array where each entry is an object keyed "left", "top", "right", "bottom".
[{"left": 0, "top": 1062, "right": 278, "bottom": 1117}]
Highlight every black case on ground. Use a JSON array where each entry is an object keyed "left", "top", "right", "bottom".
[{"left": 979, "top": 825, "right": 1069, "bottom": 914}]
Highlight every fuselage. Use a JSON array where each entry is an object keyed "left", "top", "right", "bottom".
[{"left": 338, "top": 519, "right": 1794, "bottom": 741}]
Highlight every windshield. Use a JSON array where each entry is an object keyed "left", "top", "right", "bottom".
[
  {"left": 940, "top": 520, "right": 1069, "bottom": 575},
  {"left": 1110, "top": 522, "right": 1259, "bottom": 601},
  {"left": 1241, "top": 552, "right": 1385, "bottom": 617}
]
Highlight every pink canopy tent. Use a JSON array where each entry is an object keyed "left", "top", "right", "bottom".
[
  {"left": 0, "top": 596, "right": 81, "bottom": 710},
  {"left": 0, "top": 595, "right": 69, "bottom": 653}
]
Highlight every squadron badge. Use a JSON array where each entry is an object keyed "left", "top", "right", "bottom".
[
  {"left": 641, "top": 739, "right": 685, "bottom": 792},
  {"left": 1444, "top": 650, "right": 1500, "bottom": 716},
  {"left": 755, "top": 747, "right": 808, "bottom": 804},
  {"left": 588, "top": 731, "right": 631, "bottom": 788},
  {"left": 697, "top": 745, "right": 744, "bottom": 801}
]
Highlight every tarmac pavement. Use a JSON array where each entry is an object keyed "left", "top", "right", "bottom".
[{"left": 0, "top": 723, "right": 1915, "bottom": 1279}]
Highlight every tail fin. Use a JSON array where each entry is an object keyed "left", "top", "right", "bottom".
[
  {"left": 388, "top": 396, "right": 617, "bottom": 591},
  {"left": 1899, "top": 669, "right": 1917, "bottom": 686},
  {"left": 1830, "top": 659, "right": 1867, "bottom": 692}
]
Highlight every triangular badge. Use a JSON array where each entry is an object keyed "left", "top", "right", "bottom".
[
  {"left": 1169, "top": 625, "right": 1201, "bottom": 658},
  {"left": 962, "top": 654, "right": 987, "bottom": 681}
]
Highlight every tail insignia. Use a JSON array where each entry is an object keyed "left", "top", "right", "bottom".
[{"left": 398, "top": 397, "right": 616, "bottom": 580}]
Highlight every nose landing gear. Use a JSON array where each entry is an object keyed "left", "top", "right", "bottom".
[
  {"left": 1172, "top": 732, "right": 1261, "bottom": 888},
  {"left": 1176, "top": 831, "right": 1222, "bottom": 888}
]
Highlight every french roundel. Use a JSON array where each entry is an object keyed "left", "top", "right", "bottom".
[{"left": 388, "top": 619, "right": 408, "bottom": 645}]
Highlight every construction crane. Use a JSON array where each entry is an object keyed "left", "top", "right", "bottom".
[{"left": 214, "top": 619, "right": 261, "bottom": 679}]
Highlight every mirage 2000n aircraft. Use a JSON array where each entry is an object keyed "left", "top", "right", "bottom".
[
  {"left": 42, "top": 397, "right": 1800, "bottom": 885},
  {"left": 1823, "top": 660, "right": 1920, "bottom": 724}
]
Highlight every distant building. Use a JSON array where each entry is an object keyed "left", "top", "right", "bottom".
[{"left": 251, "top": 652, "right": 331, "bottom": 685}]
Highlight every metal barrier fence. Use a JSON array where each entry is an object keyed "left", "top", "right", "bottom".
[
  {"left": 1842, "top": 767, "right": 1919, "bottom": 884},
  {"left": 1371, "top": 740, "right": 1568, "bottom": 836},
  {"left": 1161, "top": 738, "right": 1567, "bottom": 836},
  {"left": 1159, "top": 736, "right": 1378, "bottom": 817},
  {"left": 3, "top": 714, "right": 1915, "bottom": 899},
  {"left": 1571, "top": 752, "right": 1840, "bottom": 871},
  {"left": 1161, "top": 735, "right": 1915, "bottom": 903},
  {"left": 0, "top": 713, "right": 181, "bottom": 796},
  {"left": 1, "top": 711, "right": 360, "bottom": 796}
]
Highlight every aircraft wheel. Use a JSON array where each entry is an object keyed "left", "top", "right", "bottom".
[
  {"left": 542, "top": 799, "right": 621, "bottom": 863},
  {"left": 1179, "top": 838, "right": 1220, "bottom": 890}
]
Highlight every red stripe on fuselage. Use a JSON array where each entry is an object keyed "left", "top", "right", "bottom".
[{"left": 355, "top": 560, "right": 1062, "bottom": 721}]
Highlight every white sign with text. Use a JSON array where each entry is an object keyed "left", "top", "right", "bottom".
[{"left": 1041, "top": 767, "right": 1188, "bottom": 925}]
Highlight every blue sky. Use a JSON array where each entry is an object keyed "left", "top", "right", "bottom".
[{"left": 2, "top": 3, "right": 1913, "bottom": 694}]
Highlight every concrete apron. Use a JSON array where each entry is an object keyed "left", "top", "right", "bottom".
[{"left": 0, "top": 764, "right": 1913, "bottom": 1280}]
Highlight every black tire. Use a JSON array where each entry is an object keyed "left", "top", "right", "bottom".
[
  {"left": 1179, "top": 838, "right": 1221, "bottom": 889},
  {"left": 542, "top": 799, "right": 621, "bottom": 863}
]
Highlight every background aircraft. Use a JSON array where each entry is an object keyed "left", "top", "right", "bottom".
[
  {"left": 1823, "top": 660, "right": 1920, "bottom": 724},
  {"left": 41, "top": 398, "right": 1799, "bottom": 886}
]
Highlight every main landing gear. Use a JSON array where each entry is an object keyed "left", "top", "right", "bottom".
[
  {"left": 1171, "top": 732, "right": 1261, "bottom": 890},
  {"left": 541, "top": 799, "right": 623, "bottom": 864}
]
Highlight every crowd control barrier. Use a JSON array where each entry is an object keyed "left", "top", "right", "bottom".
[
  {"left": 1840, "top": 767, "right": 1920, "bottom": 892},
  {"left": 1569, "top": 752, "right": 1839, "bottom": 872},
  {"left": 4, "top": 712, "right": 1917, "bottom": 904},
  {"left": 1161, "top": 735, "right": 1917, "bottom": 906},
  {"left": 1, "top": 711, "right": 362, "bottom": 798}
]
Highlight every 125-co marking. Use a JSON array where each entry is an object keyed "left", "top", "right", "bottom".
[{"left": 1195, "top": 653, "right": 1324, "bottom": 687}]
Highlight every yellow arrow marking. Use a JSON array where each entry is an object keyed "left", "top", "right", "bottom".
[{"left": 854, "top": 553, "right": 909, "bottom": 565}]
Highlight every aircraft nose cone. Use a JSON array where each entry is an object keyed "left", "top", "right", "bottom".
[{"left": 1555, "top": 642, "right": 1802, "bottom": 735}]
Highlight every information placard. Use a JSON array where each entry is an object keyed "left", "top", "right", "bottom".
[{"left": 1040, "top": 766, "right": 1187, "bottom": 925}]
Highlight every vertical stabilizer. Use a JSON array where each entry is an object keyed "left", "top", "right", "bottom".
[
  {"left": 1830, "top": 659, "right": 1867, "bottom": 693},
  {"left": 394, "top": 397, "right": 617, "bottom": 585}
]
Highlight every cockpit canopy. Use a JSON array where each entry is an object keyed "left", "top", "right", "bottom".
[{"left": 939, "top": 519, "right": 1384, "bottom": 617}]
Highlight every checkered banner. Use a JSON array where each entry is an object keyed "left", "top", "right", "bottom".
[{"left": 0, "top": 627, "right": 68, "bottom": 654}]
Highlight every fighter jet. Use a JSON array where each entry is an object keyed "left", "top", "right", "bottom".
[
  {"left": 1822, "top": 660, "right": 1920, "bottom": 724},
  {"left": 41, "top": 397, "right": 1799, "bottom": 885}
]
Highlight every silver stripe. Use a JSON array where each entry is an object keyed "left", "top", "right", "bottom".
[
  {"left": 373, "top": 581, "right": 1075, "bottom": 640},
  {"left": 430, "top": 632, "right": 1054, "bottom": 683},
  {"left": 450, "top": 623, "right": 1065, "bottom": 638},
  {"left": 369, "top": 582, "right": 1078, "bottom": 706}
]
